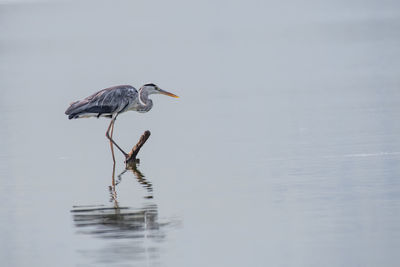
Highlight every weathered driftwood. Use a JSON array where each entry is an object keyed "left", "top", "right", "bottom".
[{"left": 125, "top": 130, "right": 151, "bottom": 166}]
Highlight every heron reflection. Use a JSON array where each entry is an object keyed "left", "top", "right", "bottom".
[
  {"left": 72, "top": 161, "right": 164, "bottom": 240},
  {"left": 72, "top": 200, "right": 164, "bottom": 265}
]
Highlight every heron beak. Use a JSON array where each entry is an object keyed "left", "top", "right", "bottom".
[{"left": 159, "top": 89, "right": 179, "bottom": 98}]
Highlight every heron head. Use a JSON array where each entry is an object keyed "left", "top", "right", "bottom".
[{"left": 141, "top": 83, "right": 179, "bottom": 98}]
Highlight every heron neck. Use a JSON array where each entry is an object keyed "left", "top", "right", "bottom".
[
  {"left": 137, "top": 90, "right": 153, "bottom": 112},
  {"left": 139, "top": 89, "right": 150, "bottom": 106}
]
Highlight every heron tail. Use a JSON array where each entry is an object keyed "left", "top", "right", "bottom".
[{"left": 65, "top": 100, "right": 87, "bottom": 119}]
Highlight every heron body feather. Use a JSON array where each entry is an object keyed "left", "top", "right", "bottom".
[{"left": 65, "top": 85, "right": 142, "bottom": 119}]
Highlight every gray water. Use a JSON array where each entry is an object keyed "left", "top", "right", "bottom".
[{"left": 1, "top": 0, "right": 400, "bottom": 266}]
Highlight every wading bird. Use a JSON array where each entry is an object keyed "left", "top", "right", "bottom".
[{"left": 65, "top": 83, "right": 178, "bottom": 162}]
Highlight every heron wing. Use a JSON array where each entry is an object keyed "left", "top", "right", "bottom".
[{"left": 65, "top": 85, "right": 137, "bottom": 118}]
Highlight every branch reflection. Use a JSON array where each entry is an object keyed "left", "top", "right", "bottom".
[{"left": 117, "top": 159, "right": 153, "bottom": 199}]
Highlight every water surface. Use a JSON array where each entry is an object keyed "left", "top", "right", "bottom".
[{"left": 1, "top": 0, "right": 400, "bottom": 266}]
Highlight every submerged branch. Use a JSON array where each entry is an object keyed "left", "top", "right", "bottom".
[{"left": 125, "top": 130, "right": 151, "bottom": 166}]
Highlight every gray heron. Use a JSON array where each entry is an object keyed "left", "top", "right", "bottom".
[{"left": 65, "top": 83, "right": 178, "bottom": 161}]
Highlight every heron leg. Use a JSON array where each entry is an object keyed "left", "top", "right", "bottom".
[
  {"left": 109, "top": 119, "right": 116, "bottom": 163},
  {"left": 106, "top": 117, "right": 128, "bottom": 158}
]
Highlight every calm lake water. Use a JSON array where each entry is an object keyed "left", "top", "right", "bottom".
[{"left": 1, "top": 0, "right": 400, "bottom": 266}]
